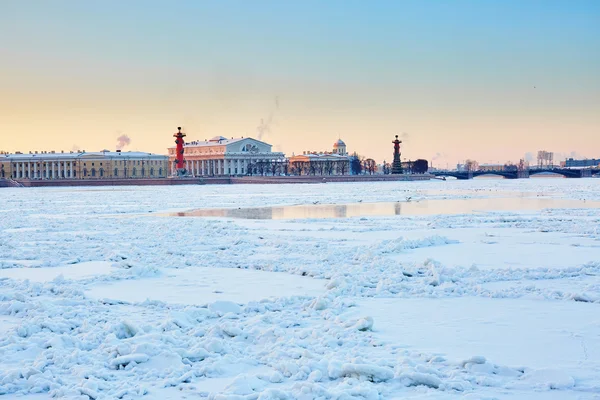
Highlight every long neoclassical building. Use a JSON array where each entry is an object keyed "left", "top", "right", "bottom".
[
  {"left": 0, "top": 150, "right": 169, "bottom": 180},
  {"left": 288, "top": 139, "right": 351, "bottom": 175},
  {"left": 168, "top": 135, "right": 286, "bottom": 176}
]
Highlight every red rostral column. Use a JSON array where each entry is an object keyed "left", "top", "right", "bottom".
[{"left": 173, "top": 127, "right": 186, "bottom": 172}]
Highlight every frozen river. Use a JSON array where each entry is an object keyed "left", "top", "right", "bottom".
[{"left": 1, "top": 179, "right": 599, "bottom": 399}]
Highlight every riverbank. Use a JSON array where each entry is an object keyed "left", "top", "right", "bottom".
[{"left": 2, "top": 174, "right": 431, "bottom": 187}]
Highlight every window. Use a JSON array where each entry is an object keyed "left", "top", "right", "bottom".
[
  {"left": 141, "top": 168, "right": 145, "bottom": 176},
  {"left": 99, "top": 168, "right": 104, "bottom": 177},
  {"left": 83, "top": 168, "right": 88, "bottom": 177},
  {"left": 132, "top": 168, "right": 137, "bottom": 177},
  {"left": 91, "top": 168, "right": 96, "bottom": 177},
  {"left": 114, "top": 168, "right": 118, "bottom": 177},
  {"left": 150, "top": 168, "right": 154, "bottom": 176},
  {"left": 159, "top": 168, "right": 162, "bottom": 176}
]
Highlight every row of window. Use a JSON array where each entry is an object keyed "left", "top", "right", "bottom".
[
  {"left": 9, "top": 160, "right": 165, "bottom": 167},
  {"left": 4, "top": 168, "right": 165, "bottom": 179},
  {"left": 83, "top": 168, "right": 164, "bottom": 177}
]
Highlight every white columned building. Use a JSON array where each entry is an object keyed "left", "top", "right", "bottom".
[{"left": 168, "top": 135, "right": 286, "bottom": 177}]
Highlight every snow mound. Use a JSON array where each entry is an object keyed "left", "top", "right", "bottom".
[
  {"left": 209, "top": 300, "right": 242, "bottom": 316},
  {"left": 520, "top": 368, "right": 575, "bottom": 389},
  {"left": 329, "top": 361, "right": 394, "bottom": 382}
]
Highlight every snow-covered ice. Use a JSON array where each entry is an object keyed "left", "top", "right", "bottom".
[
  {"left": 1, "top": 179, "right": 600, "bottom": 399},
  {"left": 87, "top": 267, "right": 325, "bottom": 305}
]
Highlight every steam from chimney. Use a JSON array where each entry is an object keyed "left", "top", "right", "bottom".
[
  {"left": 116, "top": 134, "right": 131, "bottom": 151},
  {"left": 432, "top": 152, "right": 443, "bottom": 161},
  {"left": 257, "top": 96, "right": 280, "bottom": 141}
]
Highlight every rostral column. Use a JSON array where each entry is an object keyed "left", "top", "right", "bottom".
[
  {"left": 391, "top": 135, "right": 403, "bottom": 174},
  {"left": 173, "top": 127, "right": 186, "bottom": 176}
]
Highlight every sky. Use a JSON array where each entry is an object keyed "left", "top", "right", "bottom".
[{"left": 1, "top": 0, "right": 599, "bottom": 166}]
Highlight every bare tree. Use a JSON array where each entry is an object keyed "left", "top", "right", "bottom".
[
  {"left": 324, "top": 160, "right": 335, "bottom": 175},
  {"left": 314, "top": 160, "right": 326, "bottom": 175},
  {"left": 270, "top": 160, "right": 281, "bottom": 176},
  {"left": 337, "top": 160, "right": 349, "bottom": 175},
  {"left": 291, "top": 161, "right": 309, "bottom": 176},
  {"left": 364, "top": 158, "right": 377, "bottom": 175},
  {"left": 382, "top": 161, "right": 391, "bottom": 174},
  {"left": 256, "top": 160, "right": 267, "bottom": 176},
  {"left": 282, "top": 160, "right": 290, "bottom": 176}
]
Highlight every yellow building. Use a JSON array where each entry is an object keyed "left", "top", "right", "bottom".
[
  {"left": 0, "top": 150, "right": 168, "bottom": 180},
  {"left": 287, "top": 139, "right": 351, "bottom": 176}
]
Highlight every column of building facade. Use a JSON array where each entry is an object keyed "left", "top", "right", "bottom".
[{"left": 69, "top": 161, "right": 73, "bottom": 178}]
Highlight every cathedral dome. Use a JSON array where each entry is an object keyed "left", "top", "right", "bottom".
[{"left": 333, "top": 139, "right": 346, "bottom": 148}]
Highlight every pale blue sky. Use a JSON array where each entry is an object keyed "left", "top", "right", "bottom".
[{"left": 1, "top": 0, "right": 599, "bottom": 164}]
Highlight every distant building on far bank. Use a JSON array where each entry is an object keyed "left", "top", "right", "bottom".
[
  {"left": 563, "top": 158, "right": 600, "bottom": 168},
  {"left": 1, "top": 150, "right": 168, "bottom": 180},
  {"left": 288, "top": 139, "right": 351, "bottom": 176},
  {"left": 167, "top": 135, "right": 285, "bottom": 176}
]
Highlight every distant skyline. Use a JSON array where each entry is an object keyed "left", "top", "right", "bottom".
[{"left": 1, "top": 0, "right": 599, "bottom": 166}]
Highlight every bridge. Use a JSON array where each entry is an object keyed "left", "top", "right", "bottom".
[{"left": 433, "top": 168, "right": 600, "bottom": 180}]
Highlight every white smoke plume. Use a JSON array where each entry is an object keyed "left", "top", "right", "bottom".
[
  {"left": 257, "top": 96, "right": 280, "bottom": 141},
  {"left": 116, "top": 134, "right": 131, "bottom": 150}
]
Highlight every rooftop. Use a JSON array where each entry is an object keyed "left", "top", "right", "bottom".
[
  {"left": 2, "top": 151, "right": 167, "bottom": 160},
  {"left": 169, "top": 136, "right": 271, "bottom": 149}
]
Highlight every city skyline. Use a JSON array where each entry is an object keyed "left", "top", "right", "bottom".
[{"left": 1, "top": 0, "right": 599, "bottom": 165}]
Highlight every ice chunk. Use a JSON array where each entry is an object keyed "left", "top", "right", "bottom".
[
  {"left": 110, "top": 353, "right": 150, "bottom": 368},
  {"left": 209, "top": 300, "right": 242, "bottom": 316},
  {"left": 339, "top": 363, "right": 394, "bottom": 382}
]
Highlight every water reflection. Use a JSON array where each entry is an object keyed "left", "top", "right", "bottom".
[{"left": 166, "top": 197, "right": 600, "bottom": 220}]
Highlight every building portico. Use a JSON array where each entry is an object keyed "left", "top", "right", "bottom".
[{"left": 168, "top": 135, "right": 286, "bottom": 176}]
